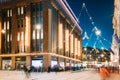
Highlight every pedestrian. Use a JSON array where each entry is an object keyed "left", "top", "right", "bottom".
[
  {"left": 23, "top": 65, "right": 30, "bottom": 78},
  {"left": 99, "top": 66, "right": 110, "bottom": 80},
  {"left": 48, "top": 65, "right": 51, "bottom": 73}
]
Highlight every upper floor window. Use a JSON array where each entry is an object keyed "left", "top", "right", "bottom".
[
  {"left": 7, "top": 34, "right": 9, "bottom": 42},
  {"left": 41, "top": 29, "right": 43, "bottom": 39},
  {"left": 7, "top": 10, "right": 9, "bottom": 17},
  {"left": 37, "top": 30, "right": 40, "bottom": 39},
  {"left": 10, "top": 9, "right": 12, "bottom": 16},
  {"left": 21, "top": 7, "right": 24, "bottom": 14},
  {"left": 17, "top": 19, "right": 24, "bottom": 28},
  {"left": 17, "top": 6, "right": 24, "bottom": 15},
  {"left": 33, "top": 30, "right": 35, "bottom": 40},
  {"left": 17, "top": 32, "right": 20, "bottom": 41},
  {"left": 4, "top": 21, "right": 6, "bottom": 30},
  {"left": 7, "top": 9, "right": 12, "bottom": 17},
  {"left": 7, "top": 21, "right": 9, "bottom": 30},
  {"left": 18, "top": 7, "right": 20, "bottom": 15},
  {"left": 10, "top": 34, "right": 12, "bottom": 41},
  {"left": 21, "top": 32, "right": 24, "bottom": 41},
  {"left": 4, "top": 21, "right": 10, "bottom": 30}
]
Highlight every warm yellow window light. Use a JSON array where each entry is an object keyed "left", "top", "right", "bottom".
[
  {"left": 21, "top": 32, "right": 24, "bottom": 41},
  {"left": 59, "top": 23, "right": 63, "bottom": 49},
  {"left": 17, "top": 32, "right": 20, "bottom": 41},
  {"left": 75, "top": 38, "right": 78, "bottom": 55},
  {"left": 78, "top": 40, "right": 80, "bottom": 56},
  {"left": 65, "top": 29, "right": 69, "bottom": 52},
  {"left": 7, "top": 21, "right": 9, "bottom": 30},
  {"left": 4, "top": 21, "right": 6, "bottom": 30},
  {"left": 25, "top": 16, "right": 29, "bottom": 46},
  {"left": 70, "top": 34, "right": 73, "bottom": 53}
]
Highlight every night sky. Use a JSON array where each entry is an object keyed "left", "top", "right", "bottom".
[{"left": 66, "top": 0, "right": 114, "bottom": 50}]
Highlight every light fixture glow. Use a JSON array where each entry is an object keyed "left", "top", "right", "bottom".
[
  {"left": 84, "top": 47, "right": 87, "bottom": 51},
  {"left": 2, "top": 29, "right": 6, "bottom": 34},
  {"left": 36, "top": 24, "right": 41, "bottom": 30},
  {"left": 95, "top": 29, "right": 101, "bottom": 36}
]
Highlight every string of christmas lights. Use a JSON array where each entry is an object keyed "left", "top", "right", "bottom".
[{"left": 78, "top": 3, "right": 112, "bottom": 50}]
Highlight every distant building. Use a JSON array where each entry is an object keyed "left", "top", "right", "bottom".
[
  {"left": 111, "top": 0, "right": 120, "bottom": 67},
  {"left": 0, "top": 0, "right": 82, "bottom": 70}
]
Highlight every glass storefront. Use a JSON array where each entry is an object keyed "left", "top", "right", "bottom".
[
  {"left": 51, "top": 57, "right": 57, "bottom": 68},
  {"left": 32, "top": 56, "right": 43, "bottom": 68},
  {"left": 16, "top": 57, "right": 26, "bottom": 70},
  {"left": 2, "top": 58, "right": 11, "bottom": 70}
]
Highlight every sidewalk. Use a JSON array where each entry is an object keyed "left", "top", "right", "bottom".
[
  {"left": 0, "top": 70, "right": 119, "bottom": 80},
  {"left": 107, "top": 73, "right": 120, "bottom": 80},
  {"left": 98, "top": 73, "right": 120, "bottom": 80}
]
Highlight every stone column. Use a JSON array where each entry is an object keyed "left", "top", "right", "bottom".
[
  {"left": 25, "top": 5, "right": 31, "bottom": 52},
  {"left": 80, "top": 35, "right": 82, "bottom": 60},
  {"left": 11, "top": 56, "right": 16, "bottom": 70},
  {"left": 26, "top": 56, "right": 31, "bottom": 67},
  {"left": 11, "top": 7, "right": 17, "bottom": 53},
  {"left": 0, "top": 11, "right": 2, "bottom": 54},
  {"left": 43, "top": 54, "right": 51, "bottom": 71},
  {"left": 43, "top": 6, "right": 49, "bottom": 52},
  {"left": 0, "top": 57, "right": 2, "bottom": 69},
  {"left": 64, "top": 58, "right": 67, "bottom": 67}
]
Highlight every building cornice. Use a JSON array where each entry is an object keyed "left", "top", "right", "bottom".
[{"left": 55, "top": 0, "right": 82, "bottom": 34}]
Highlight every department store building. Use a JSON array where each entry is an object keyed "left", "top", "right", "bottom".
[{"left": 0, "top": 0, "right": 82, "bottom": 70}]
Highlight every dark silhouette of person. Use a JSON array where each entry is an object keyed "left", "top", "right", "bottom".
[{"left": 48, "top": 66, "right": 51, "bottom": 73}]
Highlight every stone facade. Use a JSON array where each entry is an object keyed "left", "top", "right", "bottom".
[{"left": 0, "top": 0, "right": 82, "bottom": 71}]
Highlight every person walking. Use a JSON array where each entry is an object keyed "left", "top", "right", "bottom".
[
  {"left": 48, "top": 65, "right": 51, "bottom": 73},
  {"left": 99, "top": 66, "right": 110, "bottom": 80},
  {"left": 23, "top": 65, "right": 30, "bottom": 78}
]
